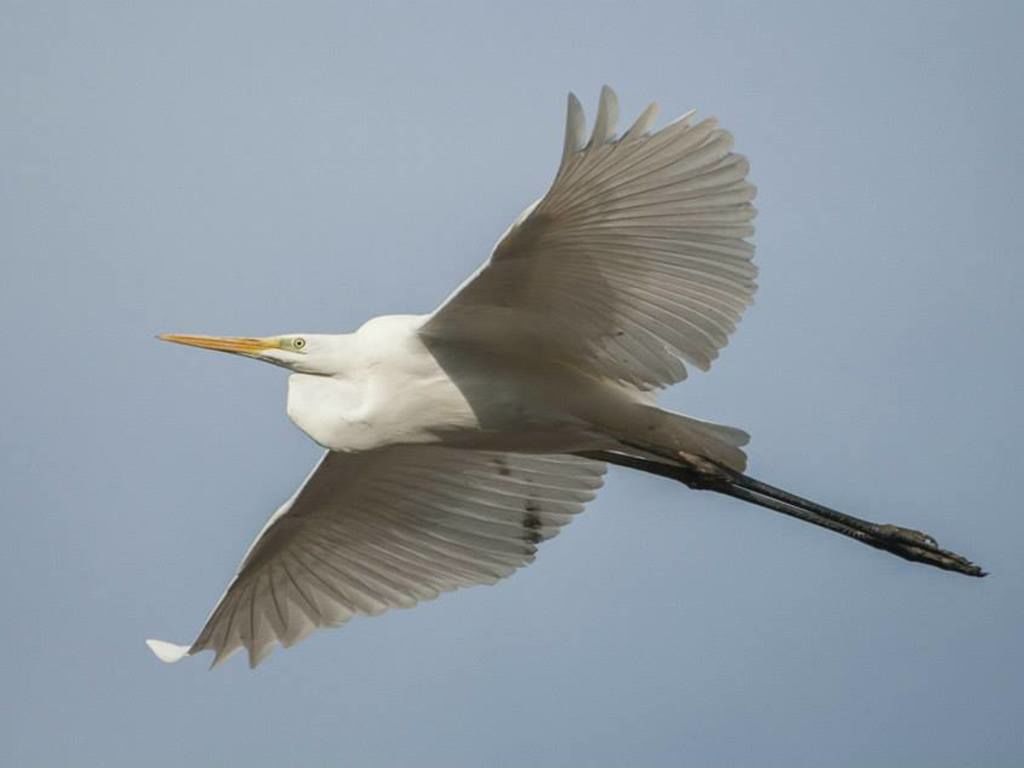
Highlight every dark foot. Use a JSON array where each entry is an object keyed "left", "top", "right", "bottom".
[{"left": 870, "top": 524, "right": 986, "bottom": 577}]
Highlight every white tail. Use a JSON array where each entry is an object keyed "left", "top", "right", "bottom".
[{"left": 629, "top": 406, "right": 750, "bottom": 472}]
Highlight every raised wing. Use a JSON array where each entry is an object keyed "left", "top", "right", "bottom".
[
  {"left": 422, "top": 86, "right": 757, "bottom": 390},
  {"left": 146, "top": 447, "right": 605, "bottom": 668}
]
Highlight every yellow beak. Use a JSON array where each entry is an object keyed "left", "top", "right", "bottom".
[{"left": 158, "top": 333, "right": 279, "bottom": 356}]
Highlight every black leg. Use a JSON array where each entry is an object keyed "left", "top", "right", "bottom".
[{"left": 578, "top": 449, "right": 986, "bottom": 577}]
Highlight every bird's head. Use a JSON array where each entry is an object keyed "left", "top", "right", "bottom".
[{"left": 158, "top": 333, "right": 341, "bottom": 375}]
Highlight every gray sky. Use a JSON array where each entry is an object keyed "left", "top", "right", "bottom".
[{"left": 3, "top": 1, "right": 1022, "bottom": 765}]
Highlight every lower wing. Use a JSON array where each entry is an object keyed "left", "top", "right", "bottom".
[{"left": 147, "top": 446, "right": 605, "bottom": 668}]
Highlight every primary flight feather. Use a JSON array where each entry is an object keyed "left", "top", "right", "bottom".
[{"left": 150, "top": 86, "right": 982, "bottom": 669}]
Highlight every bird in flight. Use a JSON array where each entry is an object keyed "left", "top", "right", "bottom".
[{"left": 149, "top": 86, "right": 983, "bottom": 669}]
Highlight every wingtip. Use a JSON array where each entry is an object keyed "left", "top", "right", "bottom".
[
  {"left": 623, "top": 101, "right": 660, "bottom": 140},
  {"left": 565, "top": 91, "right": 582, "bottom": 123},
  {"left": 561, "top": 92, "right": 587, "bottom": 168},
  {"left": 146, "top": 638, "right": 191, "bottom": 664},
  {"left": 589, "top": 85, "right": 619, "bottom": 147}
]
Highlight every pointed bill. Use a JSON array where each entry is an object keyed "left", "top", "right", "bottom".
[{"left": 158, "top": 333, "right": 279, "bottom": 355}]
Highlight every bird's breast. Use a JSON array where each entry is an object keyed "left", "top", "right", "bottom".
[
  {"left": 285, "top": 362, "right": 481, "bottom": 452},
  {"left": 286, "top": 374, "right": 374, "bottom": 451}
]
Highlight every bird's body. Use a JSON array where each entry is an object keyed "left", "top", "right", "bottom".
[
  {"left": 150, "top": 87, "right": 983, "bottom": 669},
  {"left": 285, "top": 315, "right": 743, "bottom": 462},
  {"left": 283, "top": 315, "right": 606, "bottom": 455}
]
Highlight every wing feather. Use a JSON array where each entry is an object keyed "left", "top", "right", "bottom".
[
  {"left": 423, "top": 86, "right": 756, "bottom": 390},
  {"left": 147, "top": 447, "right": 605, "bottom": 667}
]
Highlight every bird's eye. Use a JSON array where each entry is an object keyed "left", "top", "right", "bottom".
[{"left": 293, "top": 337, "right": 306, "bottom": 350}]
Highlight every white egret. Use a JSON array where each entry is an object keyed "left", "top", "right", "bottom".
[{"left": 148, "top": 86, "right": 983, "bottom": 669}]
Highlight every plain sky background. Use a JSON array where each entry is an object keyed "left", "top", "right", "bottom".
[{"left": 3, "top": 1, "right": 1022, "bottom": 765}]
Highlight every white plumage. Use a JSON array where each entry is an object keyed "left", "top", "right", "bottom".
[
  {"left": 151, "top": 85, "right": 982, "bottom": 668},
  {"left": 424, "top": 85, "right": 757, "bottom": 389},
  {"left": 151, "top": 449, "right": 604, "bottom": 667}
]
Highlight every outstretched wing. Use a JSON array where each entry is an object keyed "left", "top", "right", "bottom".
[
  {"left": 147, "top": 447, "right": 605, "bottom": 668},
  {"left": 421, "top": 86, "right": 757, "bottom": 390}
]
